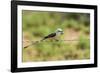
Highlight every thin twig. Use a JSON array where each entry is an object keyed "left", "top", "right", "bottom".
[
  {"left": 23, "top": 39, "right": 90, "bottom": 43},
  {"left": 23, "top": 39, "right": 90, "bottom": 49}
]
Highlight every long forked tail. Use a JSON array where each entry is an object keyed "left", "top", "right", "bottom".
[
  {"left": 24, "top": 38, "right": 46, "bottom": 49},
  {"left": 40, "top": 38, "right": 45, "bottom": 42},
  {"left": 24, "top": 41, "right": 39, "bottom": 49}
]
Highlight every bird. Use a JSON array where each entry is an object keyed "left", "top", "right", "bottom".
[
  {"left": 24, "top": 28, "right": 64, "bottom": 48},
  {"left": 41, "top": 28, "right": 64, "bottom": 41}
]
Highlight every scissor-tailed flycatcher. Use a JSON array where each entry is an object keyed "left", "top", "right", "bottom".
[
  {"left": 24, "top": 28, "right": 63, "bottom": 48},
  {"left": 41, "top": 28, "right": 64, "bottom": 41}
]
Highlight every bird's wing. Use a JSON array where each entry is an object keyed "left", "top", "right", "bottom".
[{"left": 44, "top": 33, "right": 56, "bottom": 39}]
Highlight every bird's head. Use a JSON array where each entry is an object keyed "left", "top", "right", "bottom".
[{"left": 55, "top": 28, "right": 64, "bottom": 34}]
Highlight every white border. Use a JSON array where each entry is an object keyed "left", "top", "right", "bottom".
[{"left": 17, "top": 5, "right": 94, "bottom": 68}]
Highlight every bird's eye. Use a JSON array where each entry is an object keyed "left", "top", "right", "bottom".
[{"left": 58, "top": 31, "right": 61, "bottom": 32}]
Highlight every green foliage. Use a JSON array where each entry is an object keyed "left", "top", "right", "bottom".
[{"left": 77, "top": 35, "right": 90, "bottom": 50}]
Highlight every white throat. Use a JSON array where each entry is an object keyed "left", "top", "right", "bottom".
[{"left": 56, "top": 32, "right": 62, "bottom": 36}]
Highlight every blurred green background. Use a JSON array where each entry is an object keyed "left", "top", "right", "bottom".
[{"left": 22, "top": 10, "right": 90, "bottom": 62}]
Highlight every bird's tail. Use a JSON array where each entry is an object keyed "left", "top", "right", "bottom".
[
  {"left": 40, "top": 38, "right": 46, "bottom": 42},
  {"left": 40, "top": 38, "right": 44, "bottom": 42},
  {"left": 24, "top": 41, "right": 39, "bottom": 49},
  {"left": 24, "top": 38, "right": 46, "bottom": 49}
]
